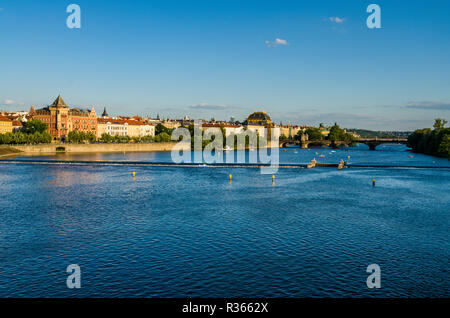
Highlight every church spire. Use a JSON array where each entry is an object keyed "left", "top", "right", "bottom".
[{"left": 29, "top": 105, "right": 36, "bottom": 117}]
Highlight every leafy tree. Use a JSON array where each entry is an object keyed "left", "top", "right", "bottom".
[
  {"left": 327, "top": 123, "right": 355, "bottom": 143},
  {"left": 68, "top": 131, "right": 97, "bottom": 143},
  {"left": 300, "top": 127, "right": 323, "bottom": 141},
  {"left": 433, "top": 118, "right": 448, "bottom": 130},
  {"left": 155, "top": 132, "right": 171, "bottom": 142},
  {"left": 0, "top": 131, "right": 51, "bottom": 145},
  {"left": 328, "top": 124, "right": 344, "bottom": 141},
  {"left": 407, "top": 119, "right": 450, "bottom": 158},
  {"left": 24, "top": 120, "right": 48, "bottom": 134},
  {"left": 140, "top": 135, "right": 154, "bottom": 142},
  {"left": 100, "top": 133, "right": 113, "bottom": 143},
  {"left": 155, "top": 123, "right": 172, "bottom": 136}
]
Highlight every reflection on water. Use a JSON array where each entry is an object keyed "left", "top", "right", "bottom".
[{"left": 0, "top": 145, "right": 449, "bottom": 297}]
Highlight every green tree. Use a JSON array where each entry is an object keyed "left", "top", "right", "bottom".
[
  {"left": 68, "top": 131, "right": 80, "bottom": 143},
  {"left": 24, "top": 120, "right": 48, "bottom": 134},
  {"left": 407, "top": 119, "right": 450, "bottom": 158},
  {"left": 328, "top": 124, "right": 344, "bottom": 141},
  {"left": 327, "top": 123, "right": 355, "bottom": 143},
  {"left": 155, "top": 132, "right": 171, "bottom": 142},
  {"left": 155, "top": 123, "right": 172, "bottom": 136},
  {"left": 100, "top": 133, "right": 113, "bottom": 143},
  {"left": 0, "top": 131, "right": 51, "bottom": 145},
  {"left": 433, "top": 118, "right": 448, "bottom": 130},
  {"left": 301, "top": 127, "right": 323, "bottom": 141}
]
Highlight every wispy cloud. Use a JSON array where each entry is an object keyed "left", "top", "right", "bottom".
[
  {"left": 265, "top": 38, "right": 289, "bottom": 48},
  {"left": 1, "top": 99, "right": 24, "bottom": 106},
  {"left": 190, "top": 103, "right": 228, "bottom": 110},
  {"left": 328, "top": 16, "right": 346, "bottom": 24},
  {"left": 405, "top": 101, "right": 450, "bottom": 111}
]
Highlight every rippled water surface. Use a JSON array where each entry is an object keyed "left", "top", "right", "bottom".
[{"left": 0, "top": 145, "right": 449, "bottom": 297}]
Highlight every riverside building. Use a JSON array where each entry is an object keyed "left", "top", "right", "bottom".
[
  {"left": 97, "top": 118, "right": 155, "bottom": 138},
  {"left": 29, "top": 96, "right": 97, "bottom": 141}
]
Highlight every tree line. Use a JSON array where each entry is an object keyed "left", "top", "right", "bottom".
[
  {"left": 0, "top": 120, "right": 175, "bottom": 145},
  {"left": 296, "top": 123, "right": 356, "bottom": 145},
  {"left": 407, "top": 119, "right": 449, "bottom": 158},
  {"left": 0, "top": 120, "right": 52, "bottom": 145}
]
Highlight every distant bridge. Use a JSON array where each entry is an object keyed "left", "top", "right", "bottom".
[{"left": 280, "top": 137, "right": 408, "bottom": 150}]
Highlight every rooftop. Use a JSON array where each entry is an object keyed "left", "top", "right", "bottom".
[{"left": 50, "top": 95, "right": 68, "bottom": 108}]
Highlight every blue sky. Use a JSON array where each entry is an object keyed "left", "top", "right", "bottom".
[{"left": 0, "top": 0, "right": 449, "bottom": 130}]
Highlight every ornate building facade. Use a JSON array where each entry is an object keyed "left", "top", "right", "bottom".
[
  {"left": 29, "top": 96, "right": 97, "bottom": 141},
  {"left": 244, "top": 111, "right": 280, "bottom": 140}
]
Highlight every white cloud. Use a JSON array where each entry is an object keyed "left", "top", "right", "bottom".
[
  {"left": 1, "top": 99, "right": 24, "bottom": 106},
  {"left": 265, "top": 38, "right": 289, "bottom": 47},
  {"left": 328, "top": 17, "right": 346, "bottom": 23}
]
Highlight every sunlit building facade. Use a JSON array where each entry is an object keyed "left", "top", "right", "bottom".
[{"left": 29, "top": 96, "right": 97, "bottom": 141}]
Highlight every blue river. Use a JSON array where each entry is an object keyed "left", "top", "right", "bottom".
[{"left": 0, "top": 144, "right": 448, "bottom": 297}]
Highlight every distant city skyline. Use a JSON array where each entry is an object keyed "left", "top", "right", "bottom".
[{"left": 1, "top": 0, "right": 449, "bottom": 130}]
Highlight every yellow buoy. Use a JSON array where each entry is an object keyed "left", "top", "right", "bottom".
[
  {"left": 229, "top": 174, "right": 232, "bottom": 181},
  {"left": 133, "top": 172, "right": 136, "bottom": 177},
  {"left": 372, "top": 179, "right": 376, "bottom": 187}
]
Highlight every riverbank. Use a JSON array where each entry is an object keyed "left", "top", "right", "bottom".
[
  {"left": 407, "top": 124, "right": 450, "bottom": 159},
  {"left": 2, "top": 142, "right": 280, "bottom": 157},
  {"left": 7, "top": 142, "right": 178, "bottom": 156},
  {"left": 0, "top": 146, "right": 22, "bottom": 157}
]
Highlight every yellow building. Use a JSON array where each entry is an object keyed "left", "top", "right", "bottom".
[
  {"left": 0, "top": 116, "right": 13, "bottom": 134},
  {"left": 97, "top": 118, "right": 128, "bottom": 138},
  {"left": 126, "top": 120, "right": 155, "bottom": 138},
  {"left": 161, "top": 120, "right": 181, "bottom": 130}
]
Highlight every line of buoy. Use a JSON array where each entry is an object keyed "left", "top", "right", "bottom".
[{"left": 1, "top": 159, "right": 448, "bottom": 170}]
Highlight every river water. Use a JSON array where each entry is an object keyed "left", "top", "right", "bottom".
[{"left": 0, "top": 145, "right": 448, "bottom": 297}]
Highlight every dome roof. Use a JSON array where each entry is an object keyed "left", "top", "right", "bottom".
[{"left": 246, "top": 111, "right": 272, "bottom": 125}]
